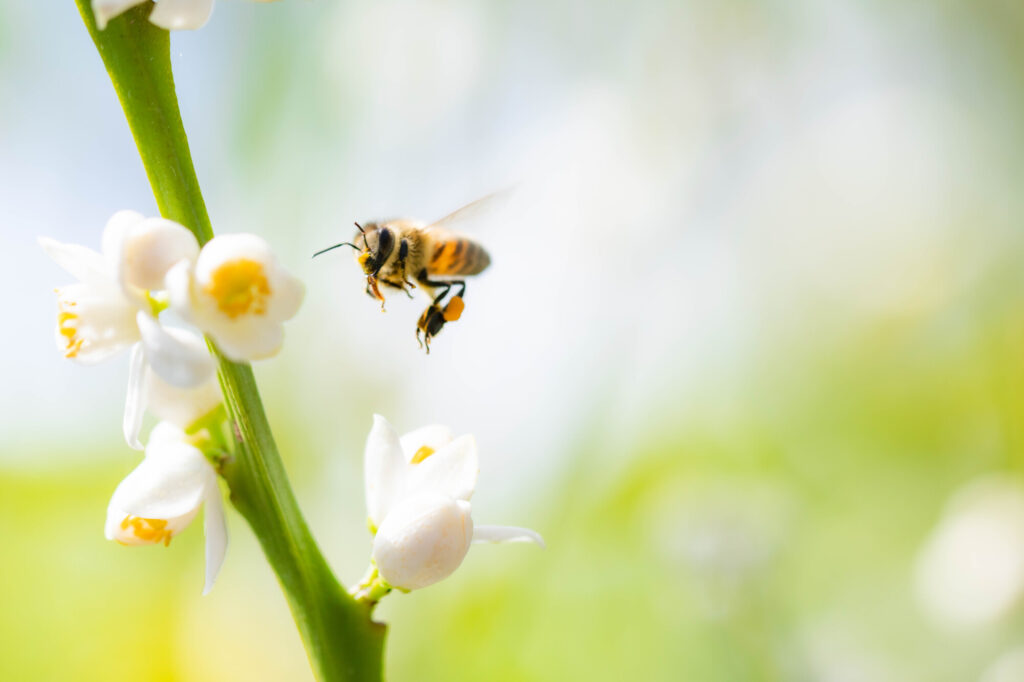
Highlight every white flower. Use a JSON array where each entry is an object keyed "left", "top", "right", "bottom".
[
  {"left": 40, "top": 211, "right": 216, "bottom": 449},
  {"left": 363, "top": 415, "right": 544, "bottom": 592},
  {"left": 93, "top": 0, "right": 281, "bottom": 32},
  {"left": 105, "top": 422, "right": 228, "bottom": 595},
  {"left": 40, "top": 211, "right": 195, "bottom": 362},
  {"left": 915, "top": 475, "right": 1024, "bottom": 630},
  {"left": 166, "top": 233, "right": 304, "bottom": 362}
]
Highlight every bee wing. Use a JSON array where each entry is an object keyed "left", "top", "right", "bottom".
[{"left": 422, "top": 189, "right": 516, "bottom": 236}]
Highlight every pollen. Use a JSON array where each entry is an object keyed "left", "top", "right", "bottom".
[
  {"left": 120, "top": 515, "right": 174, "bottom": 546},
  {"left": 411, "top": 445, "right": 436, "bottom": 464},
  {"left": 443, "top": 296, "right": 464, "bottom": 322},
  {"left": 57, "top": 310, "right": 83, "bottom": 358},
  {"left": 204, "top": 259, "right": 272, "bottom": 319}
]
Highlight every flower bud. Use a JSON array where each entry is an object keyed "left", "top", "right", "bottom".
[{"left": 372, "top": 492, "right": 474, "bottom": 591}]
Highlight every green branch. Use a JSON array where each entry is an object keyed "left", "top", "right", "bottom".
[{"left": 74, "top": 3, "right": 384, "bottom": 680}]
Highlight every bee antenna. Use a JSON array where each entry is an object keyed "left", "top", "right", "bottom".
[
  {"left": 312, "top": 242, "right": 360, "bottom": 258},
  {"left": 353, "top": 222, "right": 373, "bottom": 249}
]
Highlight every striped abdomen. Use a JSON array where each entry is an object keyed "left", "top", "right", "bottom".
[{"left": 427, "top": 236, "right": 491, "bottom": 277}]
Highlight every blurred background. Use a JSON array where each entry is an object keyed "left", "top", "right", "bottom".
[{"left": 4, "top": 0, "right": 1024, "bottom": 680}]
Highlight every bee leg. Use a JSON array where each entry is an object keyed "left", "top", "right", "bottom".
[
  {"left": 393, "top": 239, "right": 416, "bottom": 299},
  {"left": 381, "top": 278, "right": 414, "bottom": 299},
  {"left": 416, "top": 303, "right": 447, "bottom": 354},
  {"left": 432, "top": 281, "right": 466, "bottom": 322},
  {"left": 379, "top": 277, "right": 415, "bottom": 309},
  {"left": 366, "top": 275, "right": 386, "bottom": 311},
  {"left": 415, "top": 269, "right": 452, "bottom": 303},
  {"left": 416, "top": 272, "right": 466, "bottom": 307}
]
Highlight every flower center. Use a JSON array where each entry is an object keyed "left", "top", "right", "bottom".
[
  {"left": 411, "top": 445, "right": 435, "bottom": 464},
  {"left": 57, "top": 309, "right": 83, "bottom": 358},
  {"left": 205, "top": 259, "right": 272, "bottom": 318},
  {"left": 119, "top": 515, "right": 174, "bottom": 546}
]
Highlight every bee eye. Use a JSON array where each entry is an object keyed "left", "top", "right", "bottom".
[{"left": 376, "top": 227, "right": 395, "bottom": 260}]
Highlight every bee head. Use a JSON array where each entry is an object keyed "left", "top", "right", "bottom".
[{"left": 355, "top": 223, "right": 395, "bottom": 276}]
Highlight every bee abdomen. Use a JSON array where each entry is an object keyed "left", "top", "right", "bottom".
[{"left": 429, "top": 239, "right": 490, "bottom": 276}]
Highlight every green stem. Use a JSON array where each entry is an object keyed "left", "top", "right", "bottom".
[{"left": 74, "top": 3, "right": 384, "bottom": 680}]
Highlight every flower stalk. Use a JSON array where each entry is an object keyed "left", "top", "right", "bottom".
[{"left": 74, "top": 2, "right": 384, "bottom": 680}]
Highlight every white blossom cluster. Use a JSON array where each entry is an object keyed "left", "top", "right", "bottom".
[
  {"left": 51, "top": 0, "right": 545, "bottom": 609},
  {"left": 42, "top": 212, "right": 542, "bottom": 597},
  {"left": 41, "top": 210, "right": 303, "bottom": 593}
]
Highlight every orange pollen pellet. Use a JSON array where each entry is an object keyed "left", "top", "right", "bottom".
[
  {"left": 443, "top": 296, "right": 465, "bottom": 322},
  {"left": 411, "top": 445, "right": 436, "bottom": 464},
  {"left": 204, "top": 259, "right": 272, "bottom": 318}
]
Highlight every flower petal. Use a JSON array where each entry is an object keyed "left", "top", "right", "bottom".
[
  {"left": 365, "top": 415, "right": 407, "bottom": 529},
  {"left": 202, "top": 480, "right": 228, "bottom": 595},
  {"left": 137, "top": 311, "right": 215, "bottom": 388},
  {"left": 101, "top": 210, "right": 145, "bottom": 272},
  {"left": 266, "top": 266, "right": 305, "bottom": 322},
  {"left": 91, "top": 0, "right": 147, "bottom": 30},
  {"left": 372, "top": 494, "right": 474, "bottom": 591},
  {"left": 123, "top": 342, "right": 148, "bottom": 451},
  {"left": 148, "top": 420, "right": 190, "bottom": 447},
  {"left": 149, "top": 0, "right": 214, "bottom": 30},
  {"left": 399, "top": 425, "right": 455, "bottom": 461},
  {"left": 165, "top": 259, "right": 196, "bottom": 320},
  {"left": 472, "top": 525, "right": 546, "bottom": 548},
  {"left": 405, "top": 434, "right": 479, "bottom": 503},
  {"left": 39, "top": 237, "right": 110, "bottom": 284},
  {"left": 203, "top": 317, "right": 285, "bottom": 362},
  {"left": 146, "top": 368, "right": 223, "bottom": 430},
  {"left": 119, "top": 217, "right": 199, "bottom": 292},
  {"left": 111, "top": 438, "right": 211, "bottom": 520},
  {"left": 194, "top": 233, "right": 273, "bottom": 281}
]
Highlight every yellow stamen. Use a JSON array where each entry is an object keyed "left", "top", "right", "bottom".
[
  {"left": 411, "top": 445, "right": 435, "bottom": 464},
  {"left": 120, "top": 515, "right": 174, "bottom": 546},
  {"left": 204, "top": 259, "right": 272, "bottom": 318},
  {"left": 57, "top": 310, "right": 83, "bottom": 358}
]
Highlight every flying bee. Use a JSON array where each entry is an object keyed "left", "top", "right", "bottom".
[{"left": 314, "top": 196, "right": 493, "bottom": 352}]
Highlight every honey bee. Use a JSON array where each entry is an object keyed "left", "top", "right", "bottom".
[{"left": 314, "top": 196, "right": 493, "bottom": 352}]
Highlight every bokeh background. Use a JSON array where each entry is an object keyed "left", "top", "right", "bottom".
[{"left": 4, "top": 0, "right": 1024, "bottom": 680}]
